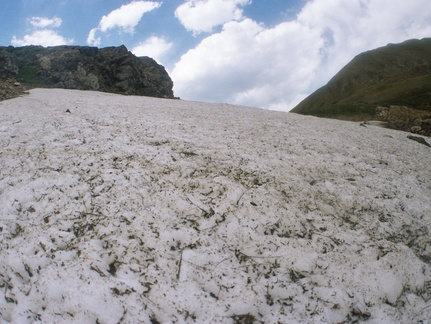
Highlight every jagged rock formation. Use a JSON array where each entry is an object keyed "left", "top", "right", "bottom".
[
  {"left": 0, "top": 45, "right": 174, "bottom": 99},
  {"left": 291, "top": 38, "right": 431, "bottom": 135}
]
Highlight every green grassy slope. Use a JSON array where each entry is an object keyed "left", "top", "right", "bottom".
[{"left": 291, "top": 38, "right": 431, "bottom": 119}]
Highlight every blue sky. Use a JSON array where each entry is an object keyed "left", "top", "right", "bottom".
[{"left": 1, "top": 0, "right": 431, "bottom": 110}]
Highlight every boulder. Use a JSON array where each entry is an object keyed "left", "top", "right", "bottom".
[{"left": 411, "top": 126, "right": 422, "bottom": 133}]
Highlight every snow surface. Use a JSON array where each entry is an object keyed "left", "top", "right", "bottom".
[{"left": 0, "top": 89, "right": 430, "bottom": 323}]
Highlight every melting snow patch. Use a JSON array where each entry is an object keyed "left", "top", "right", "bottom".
[{"left": 0, "top": 89, "right": 430, "bottom": 323}]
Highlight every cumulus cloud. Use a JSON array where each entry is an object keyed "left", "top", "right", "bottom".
[
  {"left": 175, "top": 0, "right": 251, "bottom": 34},
  {"left": 87, "top": 28, "right": 102, "bottom": 47},
  {"left": 87, "top": 1, "right": 161, "bottom": 46},
  {"left": 132, "top": 36, "right": 172, "bottom": 64},
  {"left": 11, "top": 16, "right": 73, "bottom": 46},
  {"left": 172, "top": 0, "right": 431, "bottom": 110},
  {"left": 296, "top": 0, "right": 431, "bottom": 87},
  {"left": 28, "top": 17, "right": 62, "bottom": 29},
  {"left": 172, "top": 18, "right": 322, "bottom": 109},
  {"left": 11, "top": 30, "right": 73, "bottom": 47}
]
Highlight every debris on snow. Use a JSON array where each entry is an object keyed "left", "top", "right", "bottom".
[{"left": 0, "top": 89, "right": 430, "bottom": 323}]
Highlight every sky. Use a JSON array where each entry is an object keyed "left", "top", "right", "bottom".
[{"left": 1, "top": 0, "right": 431, "bottom": 111}]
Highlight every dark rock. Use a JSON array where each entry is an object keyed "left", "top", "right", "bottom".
[
  {"left": 412, "top": 119, "right": 423, "bottom": 126},
  {"left": 407, "top": 135, "right": 431, "bottom": 147},
  {"left": 0, "top": 45, "right": 174, "bottom": 99}
]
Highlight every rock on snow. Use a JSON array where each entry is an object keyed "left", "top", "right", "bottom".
[{"left": 0, "top": 89, "right": 430, "bottom": 323}]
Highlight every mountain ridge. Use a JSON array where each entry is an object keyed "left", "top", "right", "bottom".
[
  {"left": 0, "top": 44, "right": 174, "bottom": 100},
  {"left": 291, "top": 38, "right": 431, "bottom": 135}
]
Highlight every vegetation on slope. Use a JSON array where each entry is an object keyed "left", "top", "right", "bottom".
[{"left": 291, "top": 38, "right": 431, "bottom": 134}]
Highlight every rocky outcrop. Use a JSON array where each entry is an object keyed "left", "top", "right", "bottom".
[
  {"left": 375, "top": 105, "right": 431, "bottom": 136},
  {"left": 407, "top": 135, "right": 431, "bottom": 147},
  {"left": 0, "top": 49, "right": 18, "bottom": 79},
  {"left": 0, "top": 45, "right": 174, "bottom": 99},
  {"left": 0, "top": 79, "right": 28, "bottom": 101}
]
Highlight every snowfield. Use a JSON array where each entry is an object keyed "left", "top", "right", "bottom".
[{"left": 0, "top": 89, "right": 430, "bottom": 323}]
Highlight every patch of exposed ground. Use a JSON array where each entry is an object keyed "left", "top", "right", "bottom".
[
  {"left": 0, "top": 79, "right": 29, "bottom": 101},
  {"left": 334, "top": 105, "right": 431, "bottom": 136}
]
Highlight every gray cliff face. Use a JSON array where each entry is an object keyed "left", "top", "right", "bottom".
[{"left": 0, "top": 45, "right": 174, "bottom": 98}]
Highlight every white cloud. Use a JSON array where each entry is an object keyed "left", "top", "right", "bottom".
[
  {"left": 132, "top": 36, "right": 172, "bottom": 64},
  {"left": 87, "top": 1, "right": 161, "bottom": 46},
  {"left": 172, "top": 18, "right": 322, "bottom": 109},
  {"left": 28, "top": 17, "right": 62, "bottom": 29},
  {"left": 11, "top": 16, "right": 73, "bottom": 47},
  {"left": 87, "top": 28, "right": 101, "bottom": 47},
  {"left": 172, "top": 0, "right": 431, "bottom": 111},
  {"left": 11, "top": 30, "right": 74, "bottom": 47},
  {"left": 175, "top": 0, "right": 251, "bottom": 34},
  {"left": 295, "top": 0, "right": 431, "bottom": 89},
  {"left": 100, "top": 1, "right": 161, "bottom": 33}
]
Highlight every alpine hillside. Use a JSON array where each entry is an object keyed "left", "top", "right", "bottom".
[{"left": 291, "top": 38, "right": 431, "bottom": 136}]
